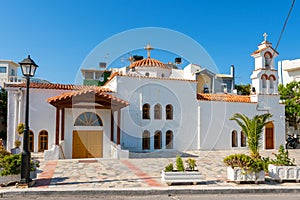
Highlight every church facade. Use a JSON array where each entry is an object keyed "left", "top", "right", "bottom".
[{"left": 5, "top": 35, "right": 285, "bottom": 159}]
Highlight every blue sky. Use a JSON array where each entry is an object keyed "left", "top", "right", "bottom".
[{"left": 0, "top": 0, "right": 299, "bottom": 85}]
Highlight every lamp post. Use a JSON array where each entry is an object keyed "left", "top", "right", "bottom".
[{"left": 19, "top": 55, "right": 38, "bottom": 185}]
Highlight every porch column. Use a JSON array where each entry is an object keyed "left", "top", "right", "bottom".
[
  {"left": 61, "top": 108, "right": 65, "bottom": 141},
  {"left": 117, "top": 110, "right": 121, "bottom": 145},
  {"left": 110, "top": 111, "right": 114, "bottom": 141},
  {"left": 55, "top": 108, "right": 60, "bottom": 145}
]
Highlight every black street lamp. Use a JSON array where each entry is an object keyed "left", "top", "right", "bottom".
[{"left": 19, "top": 55, "right": 38, "bottom": 185}]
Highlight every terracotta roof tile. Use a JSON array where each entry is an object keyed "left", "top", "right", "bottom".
[
  {"left": 197, "top": 93, "right": 252, "bottom": 103},
  {"left": 129, "top": 57, "right": 168, "bottom": 69},
  {"left": 251, "top": 46, "right": 279, "bottom": 55},
  {"left": 4, "top": 82, "right": 112, "bottom": 92},
  {"left": 48, "top": 87, "right": 128, "bottom": 106},
  {"left": 5, "top": 82, "right": 83, "bottom": 90},
  {"left": 119, "top": 74, "right": 197, "bottom": 82}
]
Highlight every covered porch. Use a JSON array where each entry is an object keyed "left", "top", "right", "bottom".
[{"left": 46, "top": 87, "right": 129, "bottom": 160}]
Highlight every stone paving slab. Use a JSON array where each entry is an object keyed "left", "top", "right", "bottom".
[{"left": 1, "top": 149, "right": 300, "bottom": 195}]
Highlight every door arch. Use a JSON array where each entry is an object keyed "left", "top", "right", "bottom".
[
  {"left": 73, "top": 112, "right": 104, "bottom": 158},
  {"left": 265, "top": 122, "right": 274, "bottom": 149}
]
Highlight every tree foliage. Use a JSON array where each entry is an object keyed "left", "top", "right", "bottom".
[
  {"left": 235, "top": 84, "right": 251, "bottom": 95},
  {"left": 278, "top": 81, "right": 300, "bottom": 130},
  {"left": 230, "top": 113, "right": 272, "bottom": 158}
]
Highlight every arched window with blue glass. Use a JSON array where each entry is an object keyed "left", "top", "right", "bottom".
[{"left": 74, "top": 112, "right": 103, "bottom": 126}]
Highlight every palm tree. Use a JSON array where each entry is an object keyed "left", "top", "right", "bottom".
[{"left": 230, "top": 113, "right": 272, "bottom": 158}]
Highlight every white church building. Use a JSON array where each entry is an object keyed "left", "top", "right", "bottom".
[{"left": 5, "top": 35, "right": 285, "bottom": 159}]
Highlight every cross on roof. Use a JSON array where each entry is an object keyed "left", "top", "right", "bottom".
[
  {"left": 144, "top": 43, "right": 154, "bottom": 58},
  {"left": 263, "top": 33, "right": 268, "bottom": 42}
]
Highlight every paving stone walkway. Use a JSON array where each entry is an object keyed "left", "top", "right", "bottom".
[{"left": 25, "top": 149, "right": 300, "bottom": 189}]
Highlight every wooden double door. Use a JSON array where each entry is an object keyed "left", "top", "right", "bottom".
[{"left": 72, "top": 130, "right": 103, "bottom": 158}]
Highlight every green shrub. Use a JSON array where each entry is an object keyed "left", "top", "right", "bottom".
[
  {"left": 165, "top": 163, "right": 173, "bottom": 172},
  {"left": 176, "top": 156, "right": 185, "bottom": 172},
  {"left": 0, "top": 154, "right": 21, "bottom": 176},
  {"left": 0, "top": 154, "right": 40, "bottom": 176},
  {"left": 185, "top": 158, "right": 197, "bottom": 171},
  {"left": 270, "top": 144, "right": 295, "bottom": 166},
  {"left": 223, "top": 154, "right": 265, "bottom": 172},
  {"left": 0, "top": 147, "right": 11, "bottom": 159}
]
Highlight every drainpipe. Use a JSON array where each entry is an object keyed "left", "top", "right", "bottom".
[{"left": 231, "top": 65, "right": 235, "bottom": 92}]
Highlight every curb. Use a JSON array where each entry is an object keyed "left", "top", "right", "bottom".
[{"left": 1, "top": 186, "right": 300, "bottom": 197}]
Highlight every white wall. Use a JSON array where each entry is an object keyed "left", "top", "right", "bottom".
[
  {"left": 114, "top": 76, "right": 199, "bottom": 152},
  {"left": 199, "top": 97, "right": 285, "bottom": 150},
  {"left": 278, "top": 59, "right": 300, "bottom": 85},
  {"left": 6, "top": 87, "right": 64, "bottom": 152}
]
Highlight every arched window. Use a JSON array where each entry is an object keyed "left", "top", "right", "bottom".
[
  {"left": 142, "top": 130, "right": 150, "bottom": 150},
  {"left": 261, "top": 74, "right": 268, "bottom": 89},
  {"left": 269, "top": 75, "right": 276, "bottom": 89},
  {"left": 166, "top": 130, "right": 173, "bottom": 149},
  {"left": 154, "top": 131, "right": 162, "bottom": 149},
  {"left": 264, "top": 52, "right": 272, "bottom": 69},
  {"left": 241, "top": 131, "right": 246, "bottom": 147},
  {"left": 74, "top": 112, "right": 103, "bottom": 126},
  {"left": 29, "top": 131, "right": 34, "bottom": 152},
  {"left": 142, "top": 104, "right": 150, "bottom": 119},
  {"left": 166, "top": 104, "right": 173, "bottom": 120},
  {"left": 232, "top": 130, "right": 238, "bottom": 147},
  {"left": 154, "top": 104, "right": 162, "bottom": 119},
  {"left": 38, "top": 130, "right": 48, "bottom": 152}
]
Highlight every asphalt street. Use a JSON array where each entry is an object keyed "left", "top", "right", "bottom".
[{"left": 1, "top": 193, "right": 300, "bottom": 200}]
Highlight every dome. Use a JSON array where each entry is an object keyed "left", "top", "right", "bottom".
[{"left": 129, "top": 57, "right": 168, "bottom": 69}]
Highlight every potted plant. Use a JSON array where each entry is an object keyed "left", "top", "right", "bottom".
[
  {"left": 224, "top": 154, "right": 266, "bottom": 183},
  {"left": 268, "top": 144, "right": 300, "bottom": 182},
  {"left": 17, "top": 123, "right": 25, "bottom": 135},
  {"left": 161, "top": 156, "right": 201, "bottom": 185},
  {"left": 11, "top": 140, "right": 21, "bottom": 155},
  {"left": 223, "top": 113, "right": 272, "bottom": 183}
]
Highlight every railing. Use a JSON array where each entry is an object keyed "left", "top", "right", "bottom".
[{"left": 110, "top": 141, "right": 129, "bottom": 159}]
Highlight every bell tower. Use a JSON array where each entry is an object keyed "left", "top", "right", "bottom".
[{"left": 250, "top": 33, "right": 279, "bottom": 98}]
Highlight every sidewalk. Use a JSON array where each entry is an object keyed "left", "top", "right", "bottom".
[{"left": 1, "top": 150, "right": 300, "bottom": 196}]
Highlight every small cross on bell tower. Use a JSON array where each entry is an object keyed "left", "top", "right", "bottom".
[{"left": 263, "top": 33, "right": 268, "bottom": 42}]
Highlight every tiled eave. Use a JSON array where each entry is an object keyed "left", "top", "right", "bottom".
[
  {"left": 197, "top": 93, "right": 253, "bottom": 103},
  {"left": 5, "top": 82, "right": 112, "bottom": 92},
  {"left": 48, "top": 88, "right": 129, "bottom": 109}
]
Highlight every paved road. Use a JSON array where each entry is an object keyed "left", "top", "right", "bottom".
[{"left": 1, "top": 193, "right": 300, "bottom": 200}]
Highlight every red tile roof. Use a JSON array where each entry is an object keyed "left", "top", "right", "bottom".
[
  {"left": 251, "top": 46, "right": 279, "bottom": 55},
  {"left": 5, "top": 82, "right": 112, "bottom": 92},
  {"left": 5, "top": 82, "right": 84, "bottom": 90},
  {"left": 129, "top": 58, "right": 168, "bottom": 69},
  {"left": 197, "top": 93, "right": 252, "bottom": 103},
  {"left": 105, "top": 73, "right": 197, "bottom": 83},
  {"left": 48, "top": 87, "right": 128, "bottom": 106}
]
